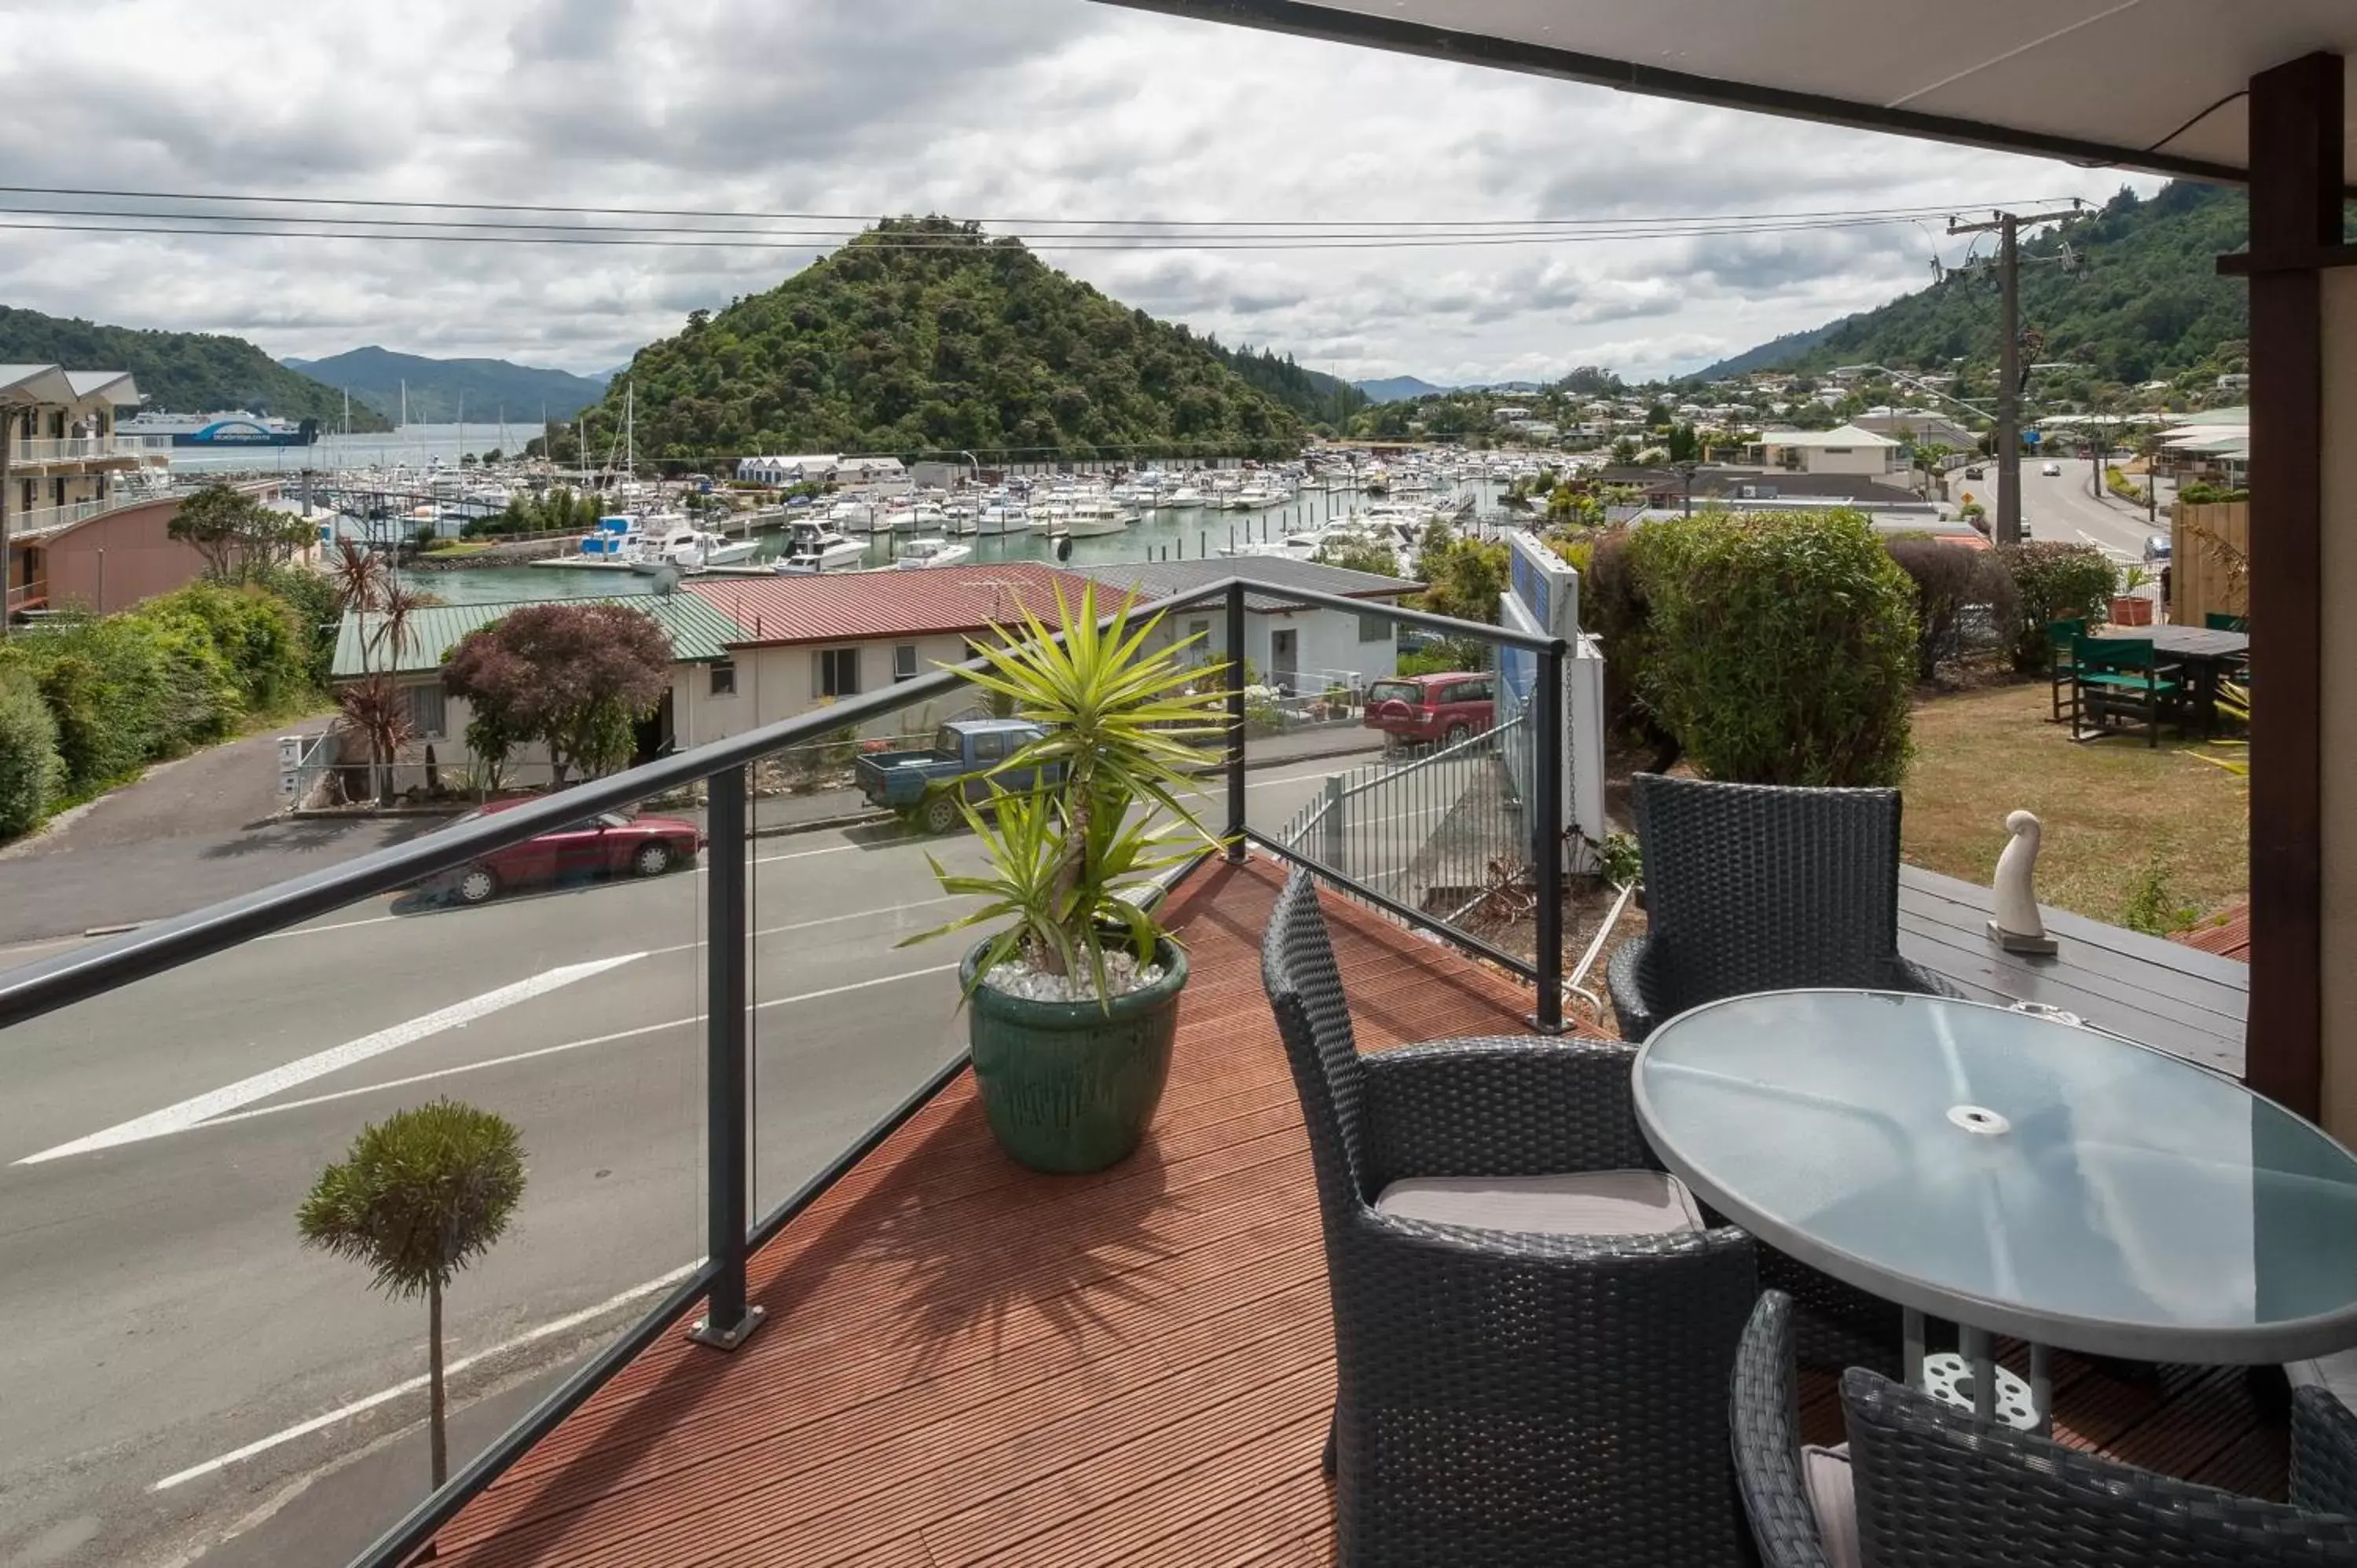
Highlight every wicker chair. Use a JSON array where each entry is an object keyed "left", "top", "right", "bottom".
[
  {"left": 1262, "top": 868, "right": 1758, "bottom": 1567},
  {"left": 1732, "top": 1291, "right": 2357, "bottom": 1567},
  {"left": 1610, "top": 773, "right": 1954, "bottom": 1374}
]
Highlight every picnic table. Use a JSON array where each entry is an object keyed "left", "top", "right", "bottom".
[{"left": 2094, "top": 622, "right": 2248, "bottom": 731}]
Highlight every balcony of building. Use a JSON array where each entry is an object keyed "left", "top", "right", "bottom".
[{"left": 6, "top": 434, "right": 167, "bottom": 469}]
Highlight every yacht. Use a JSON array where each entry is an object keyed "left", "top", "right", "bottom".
[
  {"left": 1058, "top": 494, "right": 1135, "bottom": 537},
  {"left": 894, "top": 537, "right": 975, "bottom": 570},
  {"left": 576, "top": 514, "right": 645, "bottom": 562},
  {"left": 881, "top": 500, "right": 950, "bottom": 534},
  {"left": 1164, "top": 482, "right": 1208, "bottom": 508},
  {"left": 971, "top": 497, "right": 1029, "bottom": 536},
  {"left": 631, "top": 523, "right": 760, "bottom": 573},
  {"left": 829, "top": 497, "right": 884, "bottom": 533},
  {"left": 773, "top": 522, "right": 868, "bottom": 574}
]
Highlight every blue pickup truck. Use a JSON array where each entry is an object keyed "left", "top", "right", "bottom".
[{"left": 856, "top": 718, "right": 1055, "bottom": 833}]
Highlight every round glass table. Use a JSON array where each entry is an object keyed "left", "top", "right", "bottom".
[{"left": 1633, "top": 990, "right": 2357, "bottom": 1425}]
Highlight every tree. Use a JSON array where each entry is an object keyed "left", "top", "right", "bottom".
[
  {"left": 167, "top": 482, "right": 311, "bottom": 581},
  {"left": 1609, "top": 436, "right": 1640, "bottom": 466},
  {"left": 1411, "top": 522, "right": 1508, "bottom": 625},
  {"left": 297, "top": 1100, "right": 525, "bottom": 1489},
  {"left": 1314, "top": 535, "right": 1401, "bottom": 577},
  {"left": 442, "top": 603, "right": 674, "bottom": 786},
  {"left": 0, "top": 664, "right": 61, "bottom": 840}
]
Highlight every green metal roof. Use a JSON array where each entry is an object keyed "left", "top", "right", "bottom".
[{"left": 332, "top": 593, "right": 745, "bottom": 680}]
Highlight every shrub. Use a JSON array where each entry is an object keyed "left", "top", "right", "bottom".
[
  {"left": 2121, "top": 853, "right": 2198, "bottom": 936},
  {"left": 1635, "top": 509, "right": 1918, "bottom": 786},
  {"left": 0, "top": 665, "right": 61, "bottom": 839},
  {"left": 1885, "top": 537, "right": 2021, "bottom": 681},
  {"left": 138, "top": 582, "right": 310, "bottom": 714},
  {"left": 1998, "top": 541, "right": 2119, "bottom": 671},
  {"left": 247, "top": 564, "right": 342, "bottom": 690},
  {"left": 1582, "top": 526, "right": 1666, "bottom": 749},
  {"left": 21, "top": 620, "right": 168, "bottom": 795}
]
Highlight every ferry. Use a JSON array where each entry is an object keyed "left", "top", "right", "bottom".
[{"left": 119, "top": 409, "right": 319, "bottom": 448}]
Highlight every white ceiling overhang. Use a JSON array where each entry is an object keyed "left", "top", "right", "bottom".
[{"left": 1097, "top": 0, "right": 2355, "bottom": 190}]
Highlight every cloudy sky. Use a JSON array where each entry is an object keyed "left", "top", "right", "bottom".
[{"left": 2, "top": 0, "right": 2163, "bottom": 386}]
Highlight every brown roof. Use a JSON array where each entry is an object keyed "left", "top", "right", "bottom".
[
  {"left": 684, "top": 563, "right": 1102, "bottom": 648},
  {"left": 2173, "top": 901, "right": 2251, "bottom": 962}
]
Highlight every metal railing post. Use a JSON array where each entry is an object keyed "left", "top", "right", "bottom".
[
  {"left": 1320, "top": 772, "right": 1346, "bottom": 874},
  {"left": 1224, "top": 581, "right": 1247, "bottom": 861},
  {"left": 1531, "top": 642, "right": 1567, "bottom": 1035},
  {"left": 690, "top": 763, "right": 764, "bottom": 1350}
]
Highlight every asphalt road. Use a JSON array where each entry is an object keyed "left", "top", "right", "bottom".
[
  {"left": 0, "top": 756, "right": 1370, "bottom": 1568},
  {"left": 1949, "top": 459, "right": 2172, "bottom": 566}
]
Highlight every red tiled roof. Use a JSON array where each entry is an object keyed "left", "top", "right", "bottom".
[{"left": 685, "top": 563, "right": 1104, "bottom": 648}]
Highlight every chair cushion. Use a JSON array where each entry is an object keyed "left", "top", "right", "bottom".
[
  {"left": 1373, "top": 1169, "right": 1703, "bottom": 1236},
  {"left": 1802, "top": 1443, "right": 1862, "bottom": 1568}
]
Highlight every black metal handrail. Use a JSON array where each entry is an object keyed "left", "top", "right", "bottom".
[{"left": 0, "top": 573, "right": 1565, "bottom": 1568}]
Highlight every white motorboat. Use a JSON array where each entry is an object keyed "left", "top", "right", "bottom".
[
  {"left": 894, "top": 536, "right": 975, "bottom": 570},
  {"left": 971, "top": 499, "right": 1028, "bottom": 536},
  {"left": 1058, "top": 497, "right": 1133, "bottom": 537},
  {"left": 773, "top": 521, "right": 868, "bottom": 573},
  {"left": 1164, "top": 484, "right": 1208, "bottom": 508},
  {"left": 631, "top": 523, "right": 756, "bottom": 573},
  {"left": 882, "top": 501, "right": 950, "bottom": 534},
  {"left": 829, "top": 498, "right": 884, "bottom": 533}
]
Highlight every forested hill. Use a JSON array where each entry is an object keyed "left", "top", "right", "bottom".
[
  {"left": 1206, "top": 343, "right": 1366, "bottom": 429},
  {"left": 595, "top": 218, "right": 1306, "bottom": 462},
  {"left": 1710, "top": 182, "right": 2275, "bottom": 389},
  {"left": 0, "top": 306, "right": 392, "bottom": 430},
  {"left": 282, "top": 346, "right": 609, "bottom": 423}
]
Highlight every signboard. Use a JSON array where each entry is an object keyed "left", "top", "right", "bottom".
[{"left": 1502, "top": 534, "right": 1604, "bottom": 870}]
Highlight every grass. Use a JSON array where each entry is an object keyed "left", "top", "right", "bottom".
[{"left": 1902, "top": 679, "right": 2247, "bottom": 932}]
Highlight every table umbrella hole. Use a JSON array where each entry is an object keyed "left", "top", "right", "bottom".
[{"left": 1947, "top": 1105, "right": 2012, "bottom": 1137}]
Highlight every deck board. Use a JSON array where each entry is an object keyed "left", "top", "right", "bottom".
[{"left": 432, "top": 855, "right": 2283, "bottom": 1566}]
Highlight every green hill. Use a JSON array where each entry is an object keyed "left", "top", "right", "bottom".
[
  {"left": 1205, "top": 343, "right": 1365, "bottom": 429},
  {"left": 282, "top": 346, "right": 609, "bottom": 423},
  {"left": 1701, "top": 181, "right": 2338, "bottom": 394},
  {"left": 592, "top": 218, "right": 1307, "bottom": 463},
  {"left": 0, "top": 306, "right": 392, "bottom": 430}
]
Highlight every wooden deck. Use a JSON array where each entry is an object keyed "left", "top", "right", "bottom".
[
  {"left": 1896, "top": 865, "right": 2249, "bottom": 1074},
  {"left": 427, "top": 855, "right": 2282, "bottom": 1567}
]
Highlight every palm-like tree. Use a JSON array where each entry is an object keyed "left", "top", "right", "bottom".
[{"left": 298, "top": 1100, "right": 526, "bottom": 1488}]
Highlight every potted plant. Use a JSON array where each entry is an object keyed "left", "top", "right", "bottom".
[
  {"left": 903, "top": 584, "right": 1230, "bottom": 1173},
  {"left": 2110, "top": 563, "right": 2157, "bottom": 626}
]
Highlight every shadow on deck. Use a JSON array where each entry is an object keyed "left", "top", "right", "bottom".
[{"left": 426, "top": 854, "right": 2282, "bottom": 1567}]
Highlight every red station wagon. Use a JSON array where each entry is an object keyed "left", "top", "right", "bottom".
[
  {"left": 429, "top": 799, "right": 706, "bottom": 905},
  {"left": 1363, "top": 672, "right": 1496, "bottom": 748}
]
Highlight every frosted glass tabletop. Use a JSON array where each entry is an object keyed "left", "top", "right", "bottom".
[{"left": 1633, "top": 990, "right": 2357, "bottom": 1362}]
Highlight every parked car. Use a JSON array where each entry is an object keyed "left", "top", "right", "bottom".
[
  {"left": 2040, "top": 460, "right": 2064, "bottom": 476},
  {"left": 856, "top": 717, "right": 1055, "bottom": 833},
  {"left": 2144, "top": 533, "right": 2172, "bottom": 564},
  {"left": 1363, "top": 672, "right": 1495, "bottom": 749},
  {"left": 429, "top": 799, "right": 704, "bottom": 905},
  {"left": 1964, "top": 465, "right": 1986, "bottom": 479}
]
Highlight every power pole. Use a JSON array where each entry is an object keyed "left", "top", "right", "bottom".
[{"left": 1947, "top": 204, "right": 2084, "bottom": 547}]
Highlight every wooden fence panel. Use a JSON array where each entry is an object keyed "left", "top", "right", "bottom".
[{"left": 2172, "top": 501, "right": 2249, "bottom": 624}]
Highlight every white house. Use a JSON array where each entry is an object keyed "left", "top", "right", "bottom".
[
  {"left": 1066, "top": 555, "right": 1422, "bottom": 696},
  {"left": 1748, "top": 423, "right": 1904, "bottom": 476},
  {"left": 735, "top": 454, "right": 839, "bottom": 486},
  {"left": 833, "top": 456, "right": 911, "bottom": 495}
]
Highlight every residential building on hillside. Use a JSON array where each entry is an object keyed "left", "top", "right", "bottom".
[
  {"left": 1853, "top": 408, "right": 1981, "bottom": 449},
  {"left": 1066, "top": 554, "right": 1423, "bottom": 695},
  {"left": 1749, "top": 423, "right": 1904, "bottom": 475},
  {"left": 2, "top": 364, "right": 174, "bottom": 617}
]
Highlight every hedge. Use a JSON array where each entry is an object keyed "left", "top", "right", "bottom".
[
  {"left": 1633, "top": 509, "right": 1919, "bottom": 787},
  {"left": 1998, "top": 541, "right": 2119, "bottom": 671},
  {"left": 1886, "top": 537, "right": 2020, "bottom": 682},
  {"left": 0, "top": 665, "right": 60, "bottom": 839}
]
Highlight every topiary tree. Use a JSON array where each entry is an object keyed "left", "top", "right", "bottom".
[
  {"left": 1998, "top": 541, "right": 2119, "bottom": 671},
  {"left": 1885, "top": 537, "right": 2021, "bottom": 682},
  {"left": 0, "top": 664, "right": 62, "bottom": 840},
  {"left": 298, "top": 1100, "right": 526, "bottom": 1489},
  {"left": 1635, "top": 508, "right": 1919, "bottom": 786}
]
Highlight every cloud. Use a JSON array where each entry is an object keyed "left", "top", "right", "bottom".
[{"left": 0, "top": 0, "right": 2165, "bottom": 384}]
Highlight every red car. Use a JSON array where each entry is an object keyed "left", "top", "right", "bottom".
[
  {"left": 431, "top": 798, "right": 705, "bottom": 905},
  {"left": 1363, "top": 672, "right": 1496, "bottom": 748}
]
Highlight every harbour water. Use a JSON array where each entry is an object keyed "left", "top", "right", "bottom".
[
  {"left": 401, "top": 480, "right": 1514, "bottom": 606},
  {"left": 167, "top": 423, "right": 543, "bottom": 477}
]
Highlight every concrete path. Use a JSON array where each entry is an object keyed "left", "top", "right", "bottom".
[{"left": 0, "top": 723, "right": 440, "bottom": 947}]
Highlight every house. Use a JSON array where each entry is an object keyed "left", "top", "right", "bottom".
[
  {"left": 2, "top": 365, "right": 174, "bottom": 617},
  {"left": 1065, "top": 554, "right": 1424, "bottom": 694},
  {"left": 677, "top": 562, "right": 1096, "bottom": 745},
  {"left": 831, "top": 456, "right": 910, "bottom": 494},
  {"left": 1853, "top": 408, "right": 1980, "bottom": 450},
  {"left": 1748, "top": 423, "right": 1904, "bottom": 475},
  {"left": 734, "top": 454, "right": 839, "bottom": 486},
  {"left": 328, "top": 593, "right": 746, "bottom": 789}
]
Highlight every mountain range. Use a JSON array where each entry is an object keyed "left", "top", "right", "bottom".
[
  {"left": 279, "top": 346, "right": 610, "bottom": 425},
  {"left": 1354, "top": 375, "right": 1453, "bottom": 405},
  {"left": 576, "top": 217, "right": 1305, "bottom": 461},
  {"left": 0, "top": 306, "right": 393, "bottom": 430}
]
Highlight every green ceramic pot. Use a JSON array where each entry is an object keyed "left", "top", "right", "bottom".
[{"left": 961, "top": 937, "right": 1186, "bottom": 1174}]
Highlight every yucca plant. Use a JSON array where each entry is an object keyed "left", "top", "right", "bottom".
[
  {"left": 903, "top": 581, "right": 1232, "bottom": 1002},
  {"left": 2183, "top": 680, "right": 2250, "bottom": 776}
]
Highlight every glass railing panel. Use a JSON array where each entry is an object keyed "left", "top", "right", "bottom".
[{"left": 0, "top": 778, "right": 708, "bottom": 1566}]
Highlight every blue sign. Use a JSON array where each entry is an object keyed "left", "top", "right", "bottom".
[{"left": 2023, "top": 430, "right": 2042, "bottom": 445}]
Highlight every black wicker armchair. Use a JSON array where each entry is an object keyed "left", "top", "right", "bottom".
[
  {"left": 1261, "top": 868, "right": 1758, "bottom": 1567},
  {"left": 1732, "top": 1290, "right": 2357, "bottom": 1567},
  {"left": 1608, "top": 773, "right": 1956, "bottom": 1045}
]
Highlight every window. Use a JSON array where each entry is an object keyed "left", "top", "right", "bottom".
[
  {"left": 893, "top": 643, "right": 919, "bottom": 683},
  {"left": 1358, "top": 611, "right": 1392, "bottom": 644},
  {"left": 402, "top": 683, "right": 446, "bottom": 739},
  {"left": 709, "top": 659, "right": 737, "bottom": 697},
  {"left": 971, "top": 731, "right": 1006, "bottom": 764},
  {"left": 816, "top": 647, "right": 860, "bottom": 698},
  {"left": 1824, "top": 447, "right": 1853, "bottom": 455}
]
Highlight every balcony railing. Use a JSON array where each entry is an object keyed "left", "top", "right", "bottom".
[
  {"left": 3, "top": 578, "right": 45, "bottom": 612},
  {"left": 7, "top": 435, "right": 165, "bottom": 464},
  {"left": 0, "top": 578, "right": 1568, "bottom": 1568}
]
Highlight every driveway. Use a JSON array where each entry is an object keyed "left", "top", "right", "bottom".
[{"left": 0, "top": 724, "right": 440, "bottom": 948}]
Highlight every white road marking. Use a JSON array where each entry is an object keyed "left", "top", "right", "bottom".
[
  {"left": 189, "top": 962, "right": 964, "bottom": 1130},
  {"left": 16, "top": 954, "right": 647, "bottom": 1165},
  {"left": 151, "top": 1262, "right": 704, "bottom": 1490}
]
